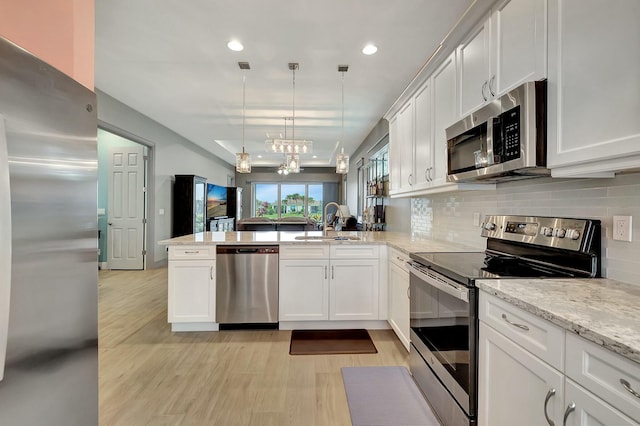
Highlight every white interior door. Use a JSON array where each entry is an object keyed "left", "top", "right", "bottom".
[{"left": 107, "top": 144, "right": 145, "bottom": 269}]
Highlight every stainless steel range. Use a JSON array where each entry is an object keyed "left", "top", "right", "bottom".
[{"left": 408, "top": 215, "right": 601, "bottom": 426}]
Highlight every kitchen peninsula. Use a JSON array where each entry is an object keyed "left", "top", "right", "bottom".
[{"left": 158, "top": 230, "right": 473, "bottom": 335}]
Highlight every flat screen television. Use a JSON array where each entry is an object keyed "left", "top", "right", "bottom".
[{"left": 206, "top": 184, "right": 228, "bottom": 219}]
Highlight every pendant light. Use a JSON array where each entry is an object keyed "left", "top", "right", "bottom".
[
  {"left": 235, "top": 62, "right": 251, "bottom": 173},
  {"left": 286, "top": 62, "right": 301, "bottom": 173},
  {"left": 336, "top": 65, "right": 350, "bottom": 174}
]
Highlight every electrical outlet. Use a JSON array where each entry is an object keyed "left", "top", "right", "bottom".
[{"left": 613, "top": 215, "right": 632, "bottom": 242}]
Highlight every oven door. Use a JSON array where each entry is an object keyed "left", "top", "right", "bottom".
[{"left": 409, "top": 263, "right": 477, "bottom": 418}]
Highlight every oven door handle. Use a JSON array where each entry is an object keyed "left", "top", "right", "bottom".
[{"left": 409, "top": 264, "right": 469, "bottom": 303}]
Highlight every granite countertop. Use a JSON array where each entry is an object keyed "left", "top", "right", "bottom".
[
  {"left": 477, "top": 278, "right": 640, "bottom": 365},
  {"left": 158, "top": 231, "right": 478, "bottom": 255}
]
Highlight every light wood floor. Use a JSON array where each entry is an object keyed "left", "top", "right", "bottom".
[{"left": 99, "top": 268, "right": 409, "bottom": 425}]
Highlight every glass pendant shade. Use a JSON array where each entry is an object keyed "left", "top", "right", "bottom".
[
  {"left": 236, "top": 149, "right": 251, "bottom": 173},
  {"left": 286, "top": 153, "right": 300, "bottom": 173},
  {"left": 336, "top": 148, "right": 349, "bottom": 174}
]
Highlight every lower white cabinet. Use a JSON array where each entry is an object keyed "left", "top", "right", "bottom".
[
  {"left": 279, "top": 244, "right": 380, "bottom": 322},
  {"left": 279, "top": 260, "right": 329, "bottom": 321},
  {"left": 479, "top": 291, "right": 640, "bottom": 426},
  {"left": 478, "top": 322, "right": 564, "bottom": 426},
  {"left": 167, "top": 246, "right": 216, "bottom": 323},
  {"left": 330, "top": 259, "right": 379, "bottom": 320},
  {"left": 564, "top": 379, "right": 638, "bottom": 426},
  {"left": 388, "top": 249, "right": 410, "bottom": 351}
]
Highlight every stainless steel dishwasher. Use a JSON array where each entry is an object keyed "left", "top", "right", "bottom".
[{"left": 216, "top": 245, "right": 279, "bottom": 328}]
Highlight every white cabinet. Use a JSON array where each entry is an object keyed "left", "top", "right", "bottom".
[
  {"left": 330, "top": 259, "right": 379, "bottom": 320},
  {"left": 564, "top": 379, "right": 638, "bottom": 426},
  {"left": 393, "top": 100, "right": 414, "bottom": 194},
  {"left": 458, "top": 0, "right": 547, "bottom": 116},
  {"left": 479, "top": 291, "right": 640, "bottom": 426},
  {"left": 565, "top": 332, "right": 640, "bottom": 423},
  {"left": 279, "top": 244, "right": 381, "bottom": 323},
  {"left": 388, "top": 248, "right": 410, "bottom": 351},
  {"left": 167, "top": 246, "right": 216, "bottom": 323},
  {"left": 478, "top": 322, "right": 564, "bottom": 426},
  {"left": 547, "top": 0, "right": 640, "bottom": 177},
  {"left": 279, "top": 259, "right": 329, "bottom": 321},
  {"left": 387, "top": 51, "right": 495, "bottom": 197}
]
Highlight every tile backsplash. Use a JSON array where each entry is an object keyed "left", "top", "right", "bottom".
[{"left": 411, "top": 172, "right": 640, "bottom": 285}]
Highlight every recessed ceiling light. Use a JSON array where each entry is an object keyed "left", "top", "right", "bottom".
[
  {"left": 362, "top": 44, "right": 378, "bottom": 55},
  {"left": 312, "top": 155, "right": 317, "bottom": 159},
  {"left": 257, "top": 155, "right": 263, "bottom": 158},
  {"left": 227, "top": 40, "right": 244, "bottom": 52}
]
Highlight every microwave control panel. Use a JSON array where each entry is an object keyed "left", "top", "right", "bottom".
[{"left": 499, "top": 105, "right": 520, "bottom": 162}]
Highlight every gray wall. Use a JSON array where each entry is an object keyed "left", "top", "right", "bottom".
[
  {"left": 345, "top": 118, "right": 411, "bottom": 232},
  {"left": 96, "top": 89, "right": 236, "bottom": 267}
]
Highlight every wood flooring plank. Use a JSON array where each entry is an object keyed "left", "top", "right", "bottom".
[{"left": 98, "top": 267, "right": 409, "bottom": 425}]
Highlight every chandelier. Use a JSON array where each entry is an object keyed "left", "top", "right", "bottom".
[
  {"left": 265, "top": 117, "right": 312, "bottom": 154},
  {"left": 336, "top": 65, "right": 349, "bottom": 174},
  {"left": 235, "top": 61, "right": 251, "bottom": 173}
]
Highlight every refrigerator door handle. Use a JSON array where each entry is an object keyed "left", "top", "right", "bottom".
[{"left": 0, "top": 116, "right": 12, "bottom": 382}]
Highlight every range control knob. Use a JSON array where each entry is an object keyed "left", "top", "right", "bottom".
[
  {"left": 566, "top": 229, "right": 581, "bottom": 240},
  {"left": 541, "top": 226, "right": 553, "bottom": 237},
  {"left": 553, "top": 228, "right": 567, "bottom": 238},
  {"left": 483, "top": 222, "right": 496, "bottom": 231}
]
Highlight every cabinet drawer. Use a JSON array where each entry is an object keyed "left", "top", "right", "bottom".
[
  {"left": 565, "top": 332, "right": 640, "bottom": 421},
  {"left": 480, "top": 292, "right": 564, "bottom": 370},
  {"left": 279, "top": 244, "right": 330, "bottom": 260},
  {"left": 168, "top": 245, "right": 216, "bottom": 260},
  {"left": 389, "top": 247, "right": 410, "bottom": 270},
  {"left": 330, "top": 244, "right": 379, "bottom": 259}
]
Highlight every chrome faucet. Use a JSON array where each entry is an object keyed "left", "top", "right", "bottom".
[{"left": 323, "top": 202, "right": 341, "bottom": 236}]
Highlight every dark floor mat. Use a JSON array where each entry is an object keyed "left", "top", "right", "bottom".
[{"left": 289, "top": 329, "right": 377, "bottom": 355}]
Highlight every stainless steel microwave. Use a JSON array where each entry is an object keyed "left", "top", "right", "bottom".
[{"left": 446, "top": 81, "right": 549, "bottom": 182}]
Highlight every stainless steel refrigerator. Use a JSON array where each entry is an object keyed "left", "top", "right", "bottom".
[{"left": 0, "top": 36, "right": 98, "bottom": 424}]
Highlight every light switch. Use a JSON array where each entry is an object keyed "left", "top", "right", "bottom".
[{"left": 159, "top": 208, "right": 165, "bottom": 216}]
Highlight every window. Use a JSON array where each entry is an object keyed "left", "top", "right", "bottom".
[{"left": 253, "top": 183, "right": 323, "bottom": 221}]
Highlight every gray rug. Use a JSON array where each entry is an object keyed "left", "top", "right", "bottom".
[{"left": 341, "top": 366, "right": 440, "bottom": 426}]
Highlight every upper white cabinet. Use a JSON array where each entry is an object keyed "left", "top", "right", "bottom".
[
  {"left": 547, "top": 0, "right": 640, "bottom": 177},
  {"left": 387, "top": 49, "right": 496, "bottom": 197},
  {"left": 458, "top": 0, "right": 547, "bottom": 116}
]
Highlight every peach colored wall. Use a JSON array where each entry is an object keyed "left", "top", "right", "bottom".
[{"left": 0, "top": 0, "right": 94, "bottom": 89}]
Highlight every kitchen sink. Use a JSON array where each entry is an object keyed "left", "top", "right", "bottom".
[{"left": 294, "top": 235, "right": 361, "bottom": 241}]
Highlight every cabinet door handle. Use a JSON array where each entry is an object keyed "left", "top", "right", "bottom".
[
  {"left": 331, "top": 265, "right": 334, "bottom": 279},
  {"left": 406, "top": 286, "right": 410, "bottom": 299},
  {"left": 184, "top": 250, "right": 200, "bottom": 254},
  {"left": 210, "top": 266, "right": 214, "bottom": 280},
  {"left": 620, "top": 378, "right": 640, "bottom": 399},
  {"left": 489, "top": 75, "right": 496, "bottom": 97},
  {"left": 428, "top": 167, "right": 433, "bottom": 181},
  {"left": 562, "top": 402, "right": 575, "bottom": 426},
  {"left": 408, "top": 174, "right": 413, "bottom": 186},
  {"left": 324, "top": 265, "right": 327, "bottom": 279},
  {"left": 481, "top": 81, "right": 488, "bottom": 101},
  {"left": 544, "top": 388, "right": 556, "bottom": 426},
  {"left": 501, "top": 313, "right": 530, "bottom": 331}
]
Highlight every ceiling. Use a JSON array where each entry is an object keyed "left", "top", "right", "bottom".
[{"left": 95, "top": 0, "right": 472, "bottom": 169}]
